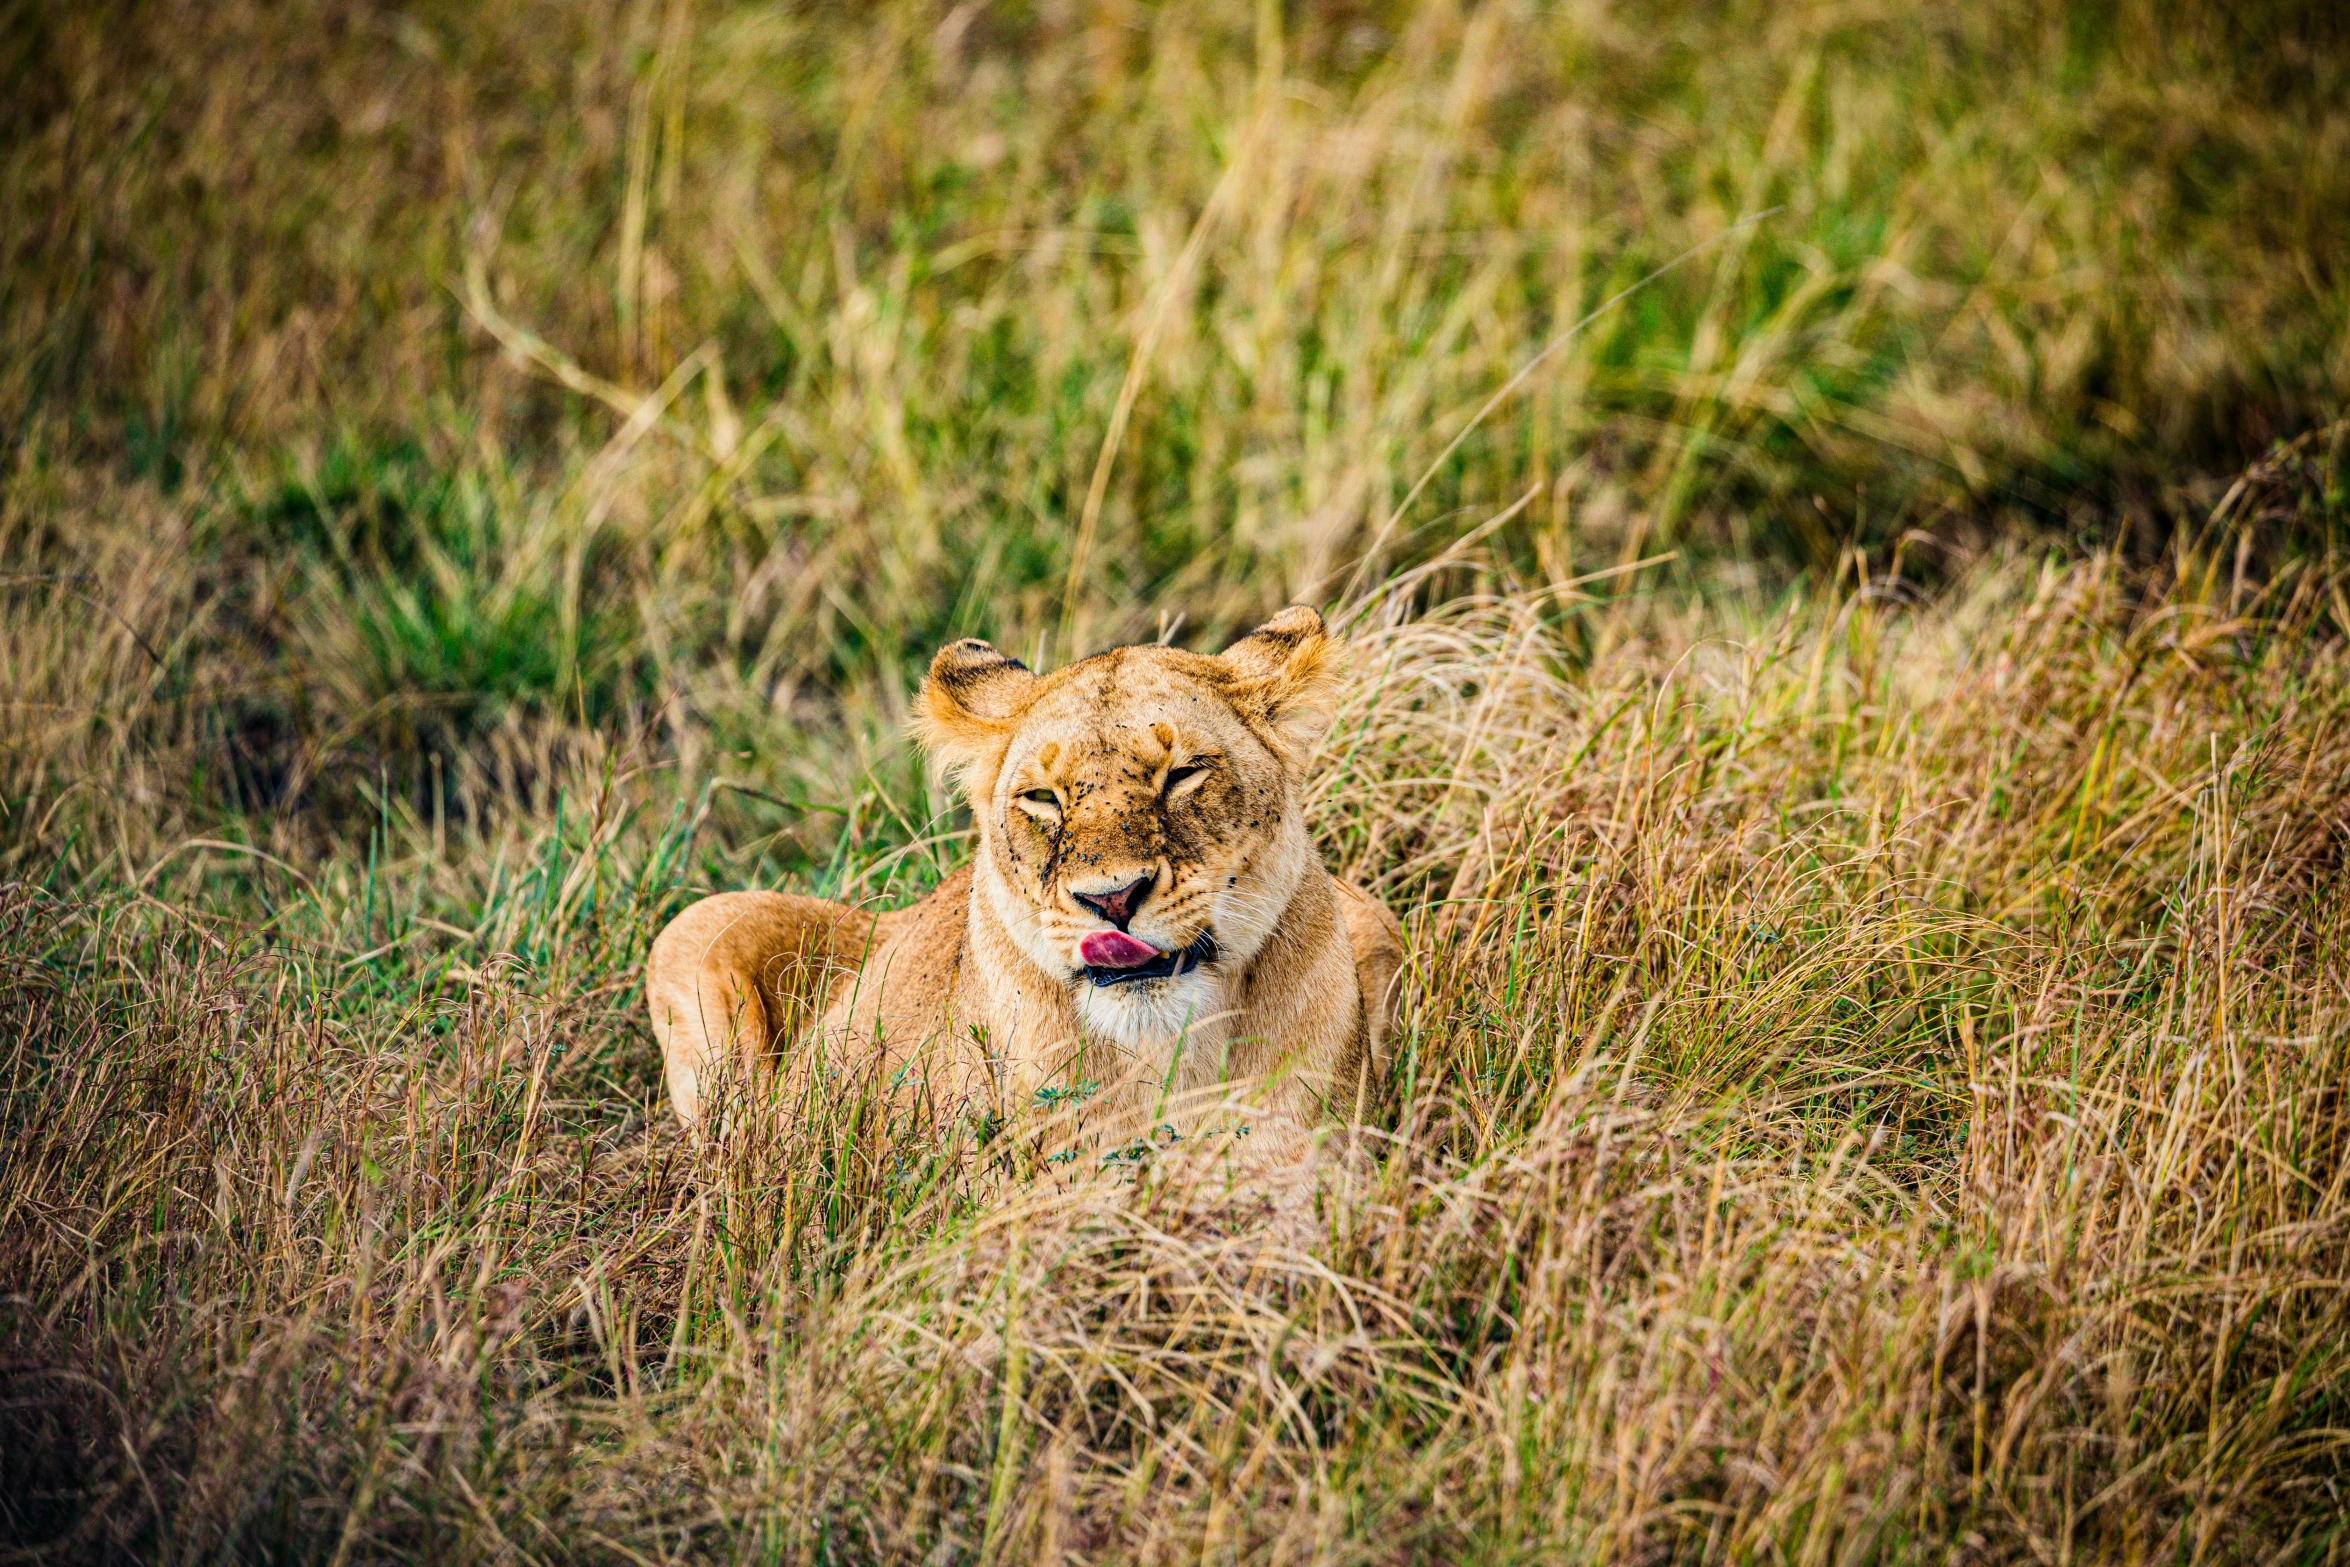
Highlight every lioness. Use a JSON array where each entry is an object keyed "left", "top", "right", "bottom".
[{"left": 644, "top": 606, "right": 1403, "bottom": 1156}]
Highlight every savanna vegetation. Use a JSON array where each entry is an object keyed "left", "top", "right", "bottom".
[{"left": 4, "top": 0, "right": 2350, "bottom": 1560}]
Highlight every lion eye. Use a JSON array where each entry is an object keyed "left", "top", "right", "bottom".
[
  {"left": 1164, "top": 764, "right": 1205, "bottom": 791},
  {"left": 1020, "top": 788, "right": 1060, "bottom": 807}
]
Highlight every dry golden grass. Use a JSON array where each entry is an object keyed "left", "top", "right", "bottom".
[
  {"left": 5, "top": 1, "right": 2350, "bottom": 1560},
  {"left": 8, "top": 449, "right": 2350, "bottom": 1557}
]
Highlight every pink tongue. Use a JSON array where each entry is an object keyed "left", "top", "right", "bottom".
[{"left": 1080, "top": 930, "right": 1160, "bottom": 969}]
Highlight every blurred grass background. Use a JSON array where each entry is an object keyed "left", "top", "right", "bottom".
[
  {"left": 5, "top": 1, "right": 2350, "bottom": 1561},
  {"left": 5, "top": 0, "right": 2347, "bottom": 858}
]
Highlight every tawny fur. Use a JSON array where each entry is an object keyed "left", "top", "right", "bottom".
[{"left": 644, "top": 607, "right": 1405, "bottom": 1155}]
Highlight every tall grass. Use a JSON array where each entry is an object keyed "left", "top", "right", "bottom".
[
  {"left": 5, "top": 0, "right": 2350, "bottom": 1560},
  {"left": 7, "top": 1, "right": 2348, "bottom": 755},
  {"left": 9, "top": 449, "right": 2350, "bottom": 1557}
]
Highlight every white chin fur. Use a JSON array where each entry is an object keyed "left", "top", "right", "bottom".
[{"left": 1077, "top": 967, "right": 1223, "bottom": 1052}]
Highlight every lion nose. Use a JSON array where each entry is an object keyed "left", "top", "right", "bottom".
[{"left": 1071, "top": 875, "right": 1153, "bottom": 931}]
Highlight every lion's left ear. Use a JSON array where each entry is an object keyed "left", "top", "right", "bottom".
[
  {"left": 1218, "top": 605, "right": 1342, "bottom": 750},
  {"left": 914, "top": 638, "right": 1038, "bottom": 787}
]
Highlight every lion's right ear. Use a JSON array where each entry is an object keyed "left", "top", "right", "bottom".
[
  {"left": 1217, "top": 605, "right": 1341, "bottom": 752},
  {"left": 913, "top": 638, "right": 1038, "bottom": 785}
]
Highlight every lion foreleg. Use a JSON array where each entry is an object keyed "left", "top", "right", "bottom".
[{"left": 645, "top": 891, "right": 881, "bottom": 1125}]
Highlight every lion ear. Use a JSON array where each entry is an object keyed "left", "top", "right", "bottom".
[
  {"left": 914, "top": 638, "right": 1038, "bottom": 785},
  {"left": 1218, "top": 605, "right": 1341, "bottom": 750}
]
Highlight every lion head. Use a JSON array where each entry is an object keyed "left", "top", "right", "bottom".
[{"left": 914, "top": 606, "right": 1342, "bottom": 1048}]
